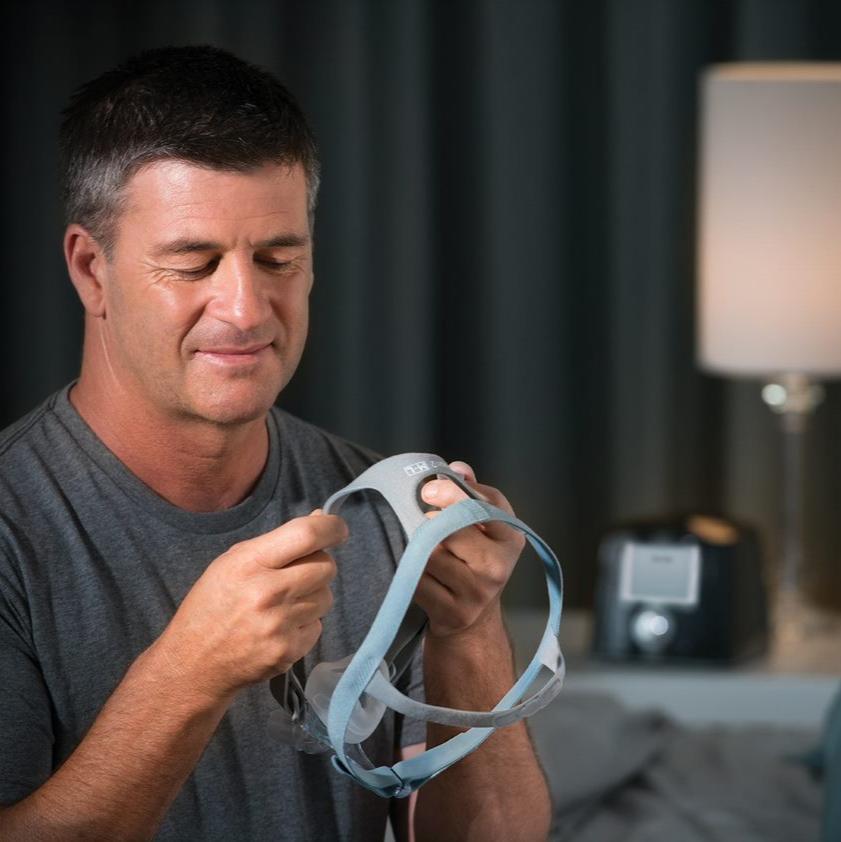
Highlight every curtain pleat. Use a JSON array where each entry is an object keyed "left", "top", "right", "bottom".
[{"left": 2, "top": 0, "right": 840, "bottom": 609}]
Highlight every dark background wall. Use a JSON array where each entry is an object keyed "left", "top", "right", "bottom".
[{"left": 3, "top": 0, "right": 841, "bottom": 610}]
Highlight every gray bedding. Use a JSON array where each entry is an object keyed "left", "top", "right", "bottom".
[{"left": 530, "top": 692, "right": 822, "bottom": 842}]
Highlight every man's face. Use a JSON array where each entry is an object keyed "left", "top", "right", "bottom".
[{"left": 99, "top": 159, "right": 313, "bottom": 427}]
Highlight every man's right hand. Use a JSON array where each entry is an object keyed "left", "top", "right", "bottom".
[
  {"left": 154, "top": 510, "right": 347, "bottom": 704},
  {"left": 0, "top": 511, "right": 347, "bottom": 841}
]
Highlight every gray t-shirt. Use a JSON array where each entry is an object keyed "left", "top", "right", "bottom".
[{"left": 0, "top": 384, "right": 425, "bottom": 841}]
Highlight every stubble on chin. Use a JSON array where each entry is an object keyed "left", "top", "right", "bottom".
[{"left": 180, "top": 366, "right": 286, "bottom": 427}]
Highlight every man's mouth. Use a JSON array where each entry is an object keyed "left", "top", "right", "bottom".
[{"left": 194, "top": 342, "right": 273, "bottom": 366}]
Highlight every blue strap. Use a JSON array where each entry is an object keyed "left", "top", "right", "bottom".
[
  {"left": 364, "top": 621, "right": 564, "bottom": 727},
  {"left": 326, "top": 498, "right": 564, "bottom": 797}
]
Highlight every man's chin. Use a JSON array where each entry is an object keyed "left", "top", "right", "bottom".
[
  {"left": 188, "top": 384, "right": 280, "bottom": 427},
  {"left": 201, "top": 405, "right": 270, "bottom": 427}
]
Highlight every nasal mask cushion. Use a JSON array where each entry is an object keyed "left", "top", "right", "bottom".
[{"left": 268, "top": 453, "right": 565, "bottom": 798}]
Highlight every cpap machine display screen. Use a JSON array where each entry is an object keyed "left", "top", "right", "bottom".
[{"left": 618, "top": 542, "right": 701, "bottom": 607}]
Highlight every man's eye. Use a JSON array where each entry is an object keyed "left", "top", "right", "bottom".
[
  {"left": 258, "top": 259, "right": 293, "bottom": 271},
  {"left": 175, "top": 261, "right": 218, "bottom": 278},
  {"left": 166, "top": 257, "right": 293, "bottom": 277}
]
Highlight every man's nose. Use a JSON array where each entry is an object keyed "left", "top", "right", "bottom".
[{"left": 206, "top": 254, "right": 271, "bottom": 331}]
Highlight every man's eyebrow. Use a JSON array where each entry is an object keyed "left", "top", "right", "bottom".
[
  {"left": 255, "top": 233, "right": 311, "bottom": 249},
  {"left": 151, "top": 233, "right": 311, "bottom": 257}
]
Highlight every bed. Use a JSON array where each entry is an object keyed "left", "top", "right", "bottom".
[{"left": 512, "top": 609, "right": 837, "bottom": 842}]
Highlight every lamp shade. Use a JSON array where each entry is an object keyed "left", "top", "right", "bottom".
[{"left": 697, "top": 64, "right": 841, "bottom": 378}]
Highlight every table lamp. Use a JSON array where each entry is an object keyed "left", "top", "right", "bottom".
[{"left": 697, "top": 63, "right": 841, "bottom": 644}]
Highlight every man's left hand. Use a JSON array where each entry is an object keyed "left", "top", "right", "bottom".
[{"left": 413, "top": 461, "right": 525, "bottom": 640}]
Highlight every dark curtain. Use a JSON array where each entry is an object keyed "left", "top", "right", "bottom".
[{"left": 3, "top": 0, "right": 841, "bottom": 609}]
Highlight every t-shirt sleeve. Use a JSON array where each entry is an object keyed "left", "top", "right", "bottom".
[{"left": 0, "top": 554, "right": 53, "bottom": 806}]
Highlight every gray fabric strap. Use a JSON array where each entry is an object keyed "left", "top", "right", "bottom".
[{"left": 323, "top": 453, "right": 480, "bottom": 537}]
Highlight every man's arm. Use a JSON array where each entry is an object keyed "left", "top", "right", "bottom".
[
  {"left": 405, "top": 463, "right": 552, "bottom": 842},
  {"left": 0, "top": 512, "right": 345, "bottom": 841},
  {"left": 414, "top": 610, "right": 551, "bottom": 841},
  {"left": 0, "top": 639, "right": 231, "bottom": 840}
]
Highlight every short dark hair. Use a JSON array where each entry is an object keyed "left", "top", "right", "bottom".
[{"left": 59, "top": 45, "right": 320, "bottom": 255}]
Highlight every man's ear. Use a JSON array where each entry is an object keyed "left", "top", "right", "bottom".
[{"left": 64, "top": 224, "right": 109, "bottom": 317}]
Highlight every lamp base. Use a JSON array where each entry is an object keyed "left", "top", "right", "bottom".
[{"left": 771, "top": 586, "right": 841, "bottom": 666}]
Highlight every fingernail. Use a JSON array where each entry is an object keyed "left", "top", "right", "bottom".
[{"left": 424, "top": 482, "right": 439, "bottom": 499}]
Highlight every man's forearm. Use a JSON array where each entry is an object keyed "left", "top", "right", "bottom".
[
  {"left": 413, "top": 607, "right": 552, "bottom": 842},
  {"left": 0, "top": 639, "right": 232, "bottom": 841}
]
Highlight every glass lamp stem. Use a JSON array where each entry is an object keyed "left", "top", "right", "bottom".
[{"left": 761, "top": 373, "right": 824, "bottom": 598}]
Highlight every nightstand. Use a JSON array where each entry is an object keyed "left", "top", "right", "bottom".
[{"left": 507, "top": 607, "right": 840, "bottom": 728}]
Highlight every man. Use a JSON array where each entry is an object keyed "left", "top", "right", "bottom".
[{"left": 0, "top": 45, "right": 551, "bottom": 841}]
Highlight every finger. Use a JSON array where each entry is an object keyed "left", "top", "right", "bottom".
[
  {"left": 421, "top": 478, "right": 471, "bottom": 507},
  {"left": 234, "top": 514, "right": 349, "bottom": 570},
  {"left": 450, "top": 505, "right": 523, "bottom": 547},
  {"left": 448, "top": 460, "right": 476, "bottom": 484},
  {"left": 413, "top": 570, "right": 457, "bottom": 615},
  {"left": 421, "top": 477, "right": 517, "bottom": 539},
  {"left": 458, "top": 480, "right": 522, "bottom": 543},
  {"left": 423, "top": 506, "right": 491, "bottom": 543},
  {"left": 469, "top": 481, "right": 513, "bottom": 514},
  {"left": 421, "top": 474, "right": 515, "bottom": 511},
  {"left": 283, "top": 584, "right": 334, "bottom": 622},
  {"left": 438, "top": 526, "right": 522, "bottom": 586},
  {"left": 280, "top": 551, "right": 337, "bottom": 595},
  {"left": 419, "top": 459, "right": 479, "bottom": 508},
  {"left": 423, "top": 545, "right": 483, "bottom": 602},
  {"left": 286, "top": 618, "right": 323, "bottom": 662}
]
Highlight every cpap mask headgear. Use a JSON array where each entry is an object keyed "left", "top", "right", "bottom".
[{"left": 268, "top": 453, "right": 565, "bottom": 798}]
